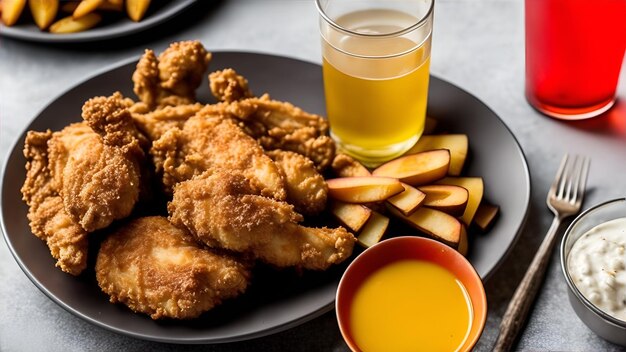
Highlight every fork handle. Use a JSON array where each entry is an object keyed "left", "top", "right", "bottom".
[{"left": 493, "top": 216, "right": 562, "bottom": 351}]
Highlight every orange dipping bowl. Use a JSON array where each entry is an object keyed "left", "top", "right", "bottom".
[{"left": 336, "top": 236, "right": 487, "bottom": 352}]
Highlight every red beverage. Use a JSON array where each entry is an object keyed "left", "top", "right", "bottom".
[{"left": 525, "top": 0, "right": 626, "bottom": 119}]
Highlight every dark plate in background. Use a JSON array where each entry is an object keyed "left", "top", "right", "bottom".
[
  {"left": 0, "top": 52, "right": 530, "bottom": 343},
  {"left": 0, "top": 0, "right": 196, "bottom": 43}
]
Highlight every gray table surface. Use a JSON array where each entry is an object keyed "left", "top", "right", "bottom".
[{"left": 2, "top": 0, "right": 626, "bottom": 351}]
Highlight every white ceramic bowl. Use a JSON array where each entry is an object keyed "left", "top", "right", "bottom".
[{"left": 560, "top": 198, "right": 626, "bottom": 346}]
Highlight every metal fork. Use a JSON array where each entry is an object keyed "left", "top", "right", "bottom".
[{"left": 493, "top": 154, "right": 590, "bottom": 351}]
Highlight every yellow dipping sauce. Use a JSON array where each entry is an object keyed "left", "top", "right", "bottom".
[{"left": 350, "top": 260, "right": 473, "bottom": 352}]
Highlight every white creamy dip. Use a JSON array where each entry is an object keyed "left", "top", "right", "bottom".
[{"left": 568, "top": 217, "right": 626, "bottom": 321}]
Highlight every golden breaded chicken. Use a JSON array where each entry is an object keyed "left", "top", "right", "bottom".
[
  {"left": 331, "top": 153, "right": 371, "bottom": 177},
  {"left": 132, "top": 41, "right": 211, "bottom": 109},
  {"left": 151, "top": 109, "right": 286, "bottom": 200},
  {"left": 209, "top": 68, "right": 253, "bottom": 103},
  {"left": 96, "top": 216, "right": 251, "bottom": 320},
  {"left": 267, "top": 150, "right": 327, "bottom": 216},
  {"left": 209, "top": 95, "right": 335, "bottom": 170},
  {"left": 168, "top": 170, "right": 355, "bottom": 270},
  {"left": 131, "top": 103, "right": 204, "bottom": 141},
  {"left": 21, "top": 131, "right": 89, "bottom": 276},
  {"left": 58, "top": 93, "right": 145, "bottom": 232},
  {"left": 21, "top": 93, "right": 147, "bottom": 275}
]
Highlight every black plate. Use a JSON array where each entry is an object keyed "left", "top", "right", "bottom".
[
  {"left": 0, "top": 0, "right": 196, "bottom": 43},
  {"left": 0, "top": 52, "right": 530, "bottom": 343}
]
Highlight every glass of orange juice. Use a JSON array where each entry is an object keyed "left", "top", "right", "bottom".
[{"left": 316, "top": 0, "right": 434, "bottom": 166}]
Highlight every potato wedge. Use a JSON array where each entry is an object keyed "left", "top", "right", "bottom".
[
  {"left": 49, "top": 12, "right": 101, "bottom": 33},
  {"left": 29, "top": 0, "right": 58, "bottom": 29},
  {"left": 436, "top": 177, "right": 483, "bottom": 226},
  {"left": 386, "top": 182, "right": 425, "bottom": 216},
  {"left": 327, "top": 176, "right": 404, "bottom": 203},
  {"left": 329, "top": 200, "right": 372, "bottom": 232},
  {"left": 2, "top": 0, "right": 26, "bottom": 26},
  {"left": 474, "top": 202, "right": 499, "bottom": 231},
  {"left": 357, "top": 211, "right": 389, "bottom": 248},
  {"left": 73, "top": 0, "right": 102, "bottom": 19},
  {"left": 372, "top": 149, "right": 450, "bottom": 186},
  {"left": 126, "top": 0, "right": 150, "bottom": 22},
  {"left": 406, "top": 134, "right": 468, "bottom": 176},
  {"left": 418, "top": 184, "right": 469, "bottom": 217},
  {"left": 387, "top": 205, "right": 463, "bottom": 249}
]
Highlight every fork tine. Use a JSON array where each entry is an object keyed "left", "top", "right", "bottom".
[
  {"left": 557, "top": 155, "right": 573, "bottom": 200},
  {"left": 569, "top": 155, "right": 583, "bottom": 202},
  {"left": 575, "top": 156, "right": 590, "bottom": 205},
  {"left": 551, "top": 154, "right": 569, "bottom": 200}
]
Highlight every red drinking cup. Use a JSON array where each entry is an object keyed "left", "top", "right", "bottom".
[{"left": 525, "top": 0, "right": 626, "bottom": 120}]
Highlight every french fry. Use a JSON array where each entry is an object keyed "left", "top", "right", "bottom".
[
  {"left": 387, "top": 205, "right": 463, "bottom": 250},
  {"left": 436, "top": 177, "right": 483, "bottom": 226},
  {"left": 473, "top": 202, "right": 499, "bottom": 231},
  {"left": 386, "top": 183, "right": 425, "bottom": 216},
  {"left": 49, "top": 12, "right": 101, "bottom": 33},
  {"left": 329, "top": 200, "right": 372, "bottom": 233},
  {"left": 29, "top": 0, "right": 58, "bottom": 29},
  {"left": 405, "top": 134, "right": 469, "bottom": 176},
  {"left": 2, "top": 0, "right": 26, "bottom": 26},
  {"left": 126, "top": 0, "right": 150, "bottom": 22},
  {"left": 73, "top": 0, "right": 102, "bottom": 19},
  {"left": 356, "top": 211, "right": 390, "bottom": 248}
]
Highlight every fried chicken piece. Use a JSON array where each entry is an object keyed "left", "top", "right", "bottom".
[
  {"left": 209, "top": 68, "right": 253, "bottom": 103},
  {"left": 21, "top": 131, "right": 88, "bottom": 275},
  {"left": 168, "top": 170, "right": 356, "bottom": 270},
  {"left": 267, "top": 150, "right": 327, "bottom": 216},
  {"left": 53, "top": 93, "right": 145, "bottom": 232},
  {"left": 96, "top": 216, "right": 251, "bottom": 320},
  {"left": 151, "top": 110, "right": 286, "bottom": 200},
  {"left": 132, "top": 41, "right": 211, "bottom": 109},
  {"left": 213, "top": 96, "right": 335, "bottom": 170},
  {"left": 331, "top": 153, "right": 371, "bottom": 177},
  {"left": 131, "top": 103, "right": 204, "bottom": 141}
]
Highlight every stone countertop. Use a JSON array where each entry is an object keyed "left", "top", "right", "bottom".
[{"left": 2, "top": 1, "right": 626, "bottom": 351}]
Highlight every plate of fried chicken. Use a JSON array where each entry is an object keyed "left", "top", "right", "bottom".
[{"left": 1, "top": 41, "right": 530, "bottom": 343}]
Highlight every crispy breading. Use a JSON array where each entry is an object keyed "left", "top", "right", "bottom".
[
  {"left": 151, "top": 109, "right": 286, "bottom": 200},
  {"left": 132, "top": 41, "right": 211, "bottom": 109},
  {"left": 267, "top": 150, "right": 327, "bottom": 216},
  {"left": 209, "top": 68, "right": 253, "bottom": 103},
  {"left": 21, "top": 130, "right": 88, "bottom": 276},
  {"left": 331, "top": 153, "right": 371, "bottom": 177},
  {"left": 96, "top": 216, "right": 251, "bottom": 319},
  {"left": 208, "top": 95, "right": 335, "bottom": 170},
  {"left": 168, "top": 170, "right": 355, "bottom": 270},
  {"left": 58, "top": 93, "right": 145, "bottom": 232},
  {"left": 21, "top": 92, "right": 147, "bottom": 277},
  {"left": 131, "top": 103, "right": 204, "bottom": 141}
]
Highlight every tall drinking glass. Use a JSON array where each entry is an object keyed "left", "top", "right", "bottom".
[
  {"left": 525, "top": 0, "right": 626, "bottom": 120},
  {"left": 316, "top": 0, "right": 434, "bottom": 166}
]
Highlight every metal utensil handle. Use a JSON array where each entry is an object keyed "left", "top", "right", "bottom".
[{"left": 493, "top": 216, "right": 562, "bottom": 351}]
